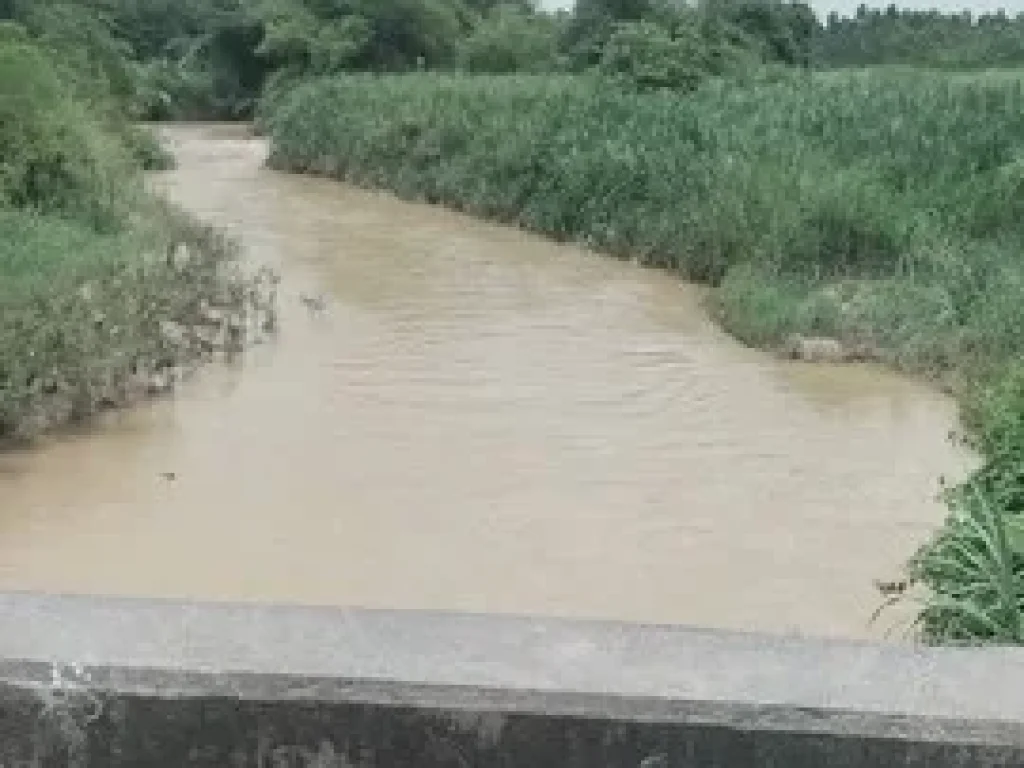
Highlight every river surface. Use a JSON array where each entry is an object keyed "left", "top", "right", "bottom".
[{"left": 0, "top": 123, "right": 970, "bottom": 639}]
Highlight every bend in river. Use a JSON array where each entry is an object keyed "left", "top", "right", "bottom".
[{"left": 0, "top": 124, "right": 971, "bottom": 640}]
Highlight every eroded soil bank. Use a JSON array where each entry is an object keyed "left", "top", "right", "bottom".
[{"left": 0, "top": 124, "right": 971, "bottom": 639}]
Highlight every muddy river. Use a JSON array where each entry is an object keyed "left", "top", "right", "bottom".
[{"left": 0, "top": 124, "right": 970, "bottom": 639}]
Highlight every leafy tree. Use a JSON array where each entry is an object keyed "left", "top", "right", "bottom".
[
  {"left": 701, "top": 0, "right": 818, "bottom": 68},
  {"left": 460, "top": 2, "right": 560, "bottom": 73},
  {"left": 562, "top": 0, "right": 659, "bottom": 68},
  {"left": 599, "top": 18, "right": 707, "bottom": 90},
  {"left": 254, "top": 0, "right": 474, "bottom": 75},
  {"left": 354, "top": 0, "right": 470, "bottom": 70},
  {"left": 9, "top": 0, "right": 138, "bottom": 106}
]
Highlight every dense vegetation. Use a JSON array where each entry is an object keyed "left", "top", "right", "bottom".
[
  {"left": 3, "top": 0, "right": 1022, "bottom": 644},
  {"left": 0, "top": 15, "right": 275, "bottom": 440}
]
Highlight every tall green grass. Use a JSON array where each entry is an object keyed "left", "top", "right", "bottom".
[{"left": 262, "top": 70, "right": 1024, "bottom": 644}]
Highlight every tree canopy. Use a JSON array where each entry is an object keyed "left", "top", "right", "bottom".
[{"left": 6, "top": 0, "right": 1022, "bottom": 119}]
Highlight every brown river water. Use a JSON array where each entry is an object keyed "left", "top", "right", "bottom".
[{"left": 0, "top": 124, "right": 971, "bottom": 639}]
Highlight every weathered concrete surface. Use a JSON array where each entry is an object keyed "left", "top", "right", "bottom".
[{"left": 0, "top": 592, "right": 1022, "bottom": 766}]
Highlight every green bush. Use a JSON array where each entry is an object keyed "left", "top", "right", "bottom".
[
  {"left": 598, "top": 20, "right": 708, "bottom": 91},
  {"left": 0, "top": 36, "right": 138, "bottom": 230},
  {"left": 17, "top": 1, "right": 141, "bottom": 111},
  {"left": 956, "top": 366, "right": 1024, "bottom": 515},
  {"left": 459, "top": 3, "right": 561, "bottom": 74}
]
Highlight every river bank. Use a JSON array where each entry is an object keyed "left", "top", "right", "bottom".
[{"left": 0, "top": 32, "right": 276, "bottom": 443}]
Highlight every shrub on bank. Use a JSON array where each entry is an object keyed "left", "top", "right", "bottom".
[
  {"left": 0, "top": 207, "right": 276, "bottom": 440},
  {"left": 263, "top": 71, "right": 1024, "bottom": 644},
  {"left": 0, "top": 35, "right": 138, "bottom": 231}
]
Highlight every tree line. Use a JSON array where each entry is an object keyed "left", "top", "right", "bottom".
[
  {"left": 3, "top": 0, "right": 1022, "bottom": 121},
  {"left": 817, "top": 4, "right": 1024, "bottom": 69}
]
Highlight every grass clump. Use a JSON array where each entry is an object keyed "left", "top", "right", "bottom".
[
  {"left": 903, "top": 365, "right": 1024, "bottom": 645},
  {"left": 905, "top": 481, "right": 1024, "bottom": 645},
  {"left": 262, "top": 70, "right": 1024, "bottom": 644}
]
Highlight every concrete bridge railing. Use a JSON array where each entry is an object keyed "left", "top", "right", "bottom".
[{"left": 0, "top": 591, "right": 1022, "bottom": 766}]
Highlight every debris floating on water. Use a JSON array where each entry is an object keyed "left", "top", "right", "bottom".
[
  {"left": 299, "top": 292, "right": 327, "bottom": 314},
  {"left": 873, "top": 579, "right": 908, "bottom": 597}
]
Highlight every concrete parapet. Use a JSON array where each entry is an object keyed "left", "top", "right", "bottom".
[{"left": 0, "top": 592, "right": 1021, "bottom": 766}]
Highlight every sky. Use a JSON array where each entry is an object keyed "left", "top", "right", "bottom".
[{"left": 536, "top": 0, "right": 1024, "bottom": 16}]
